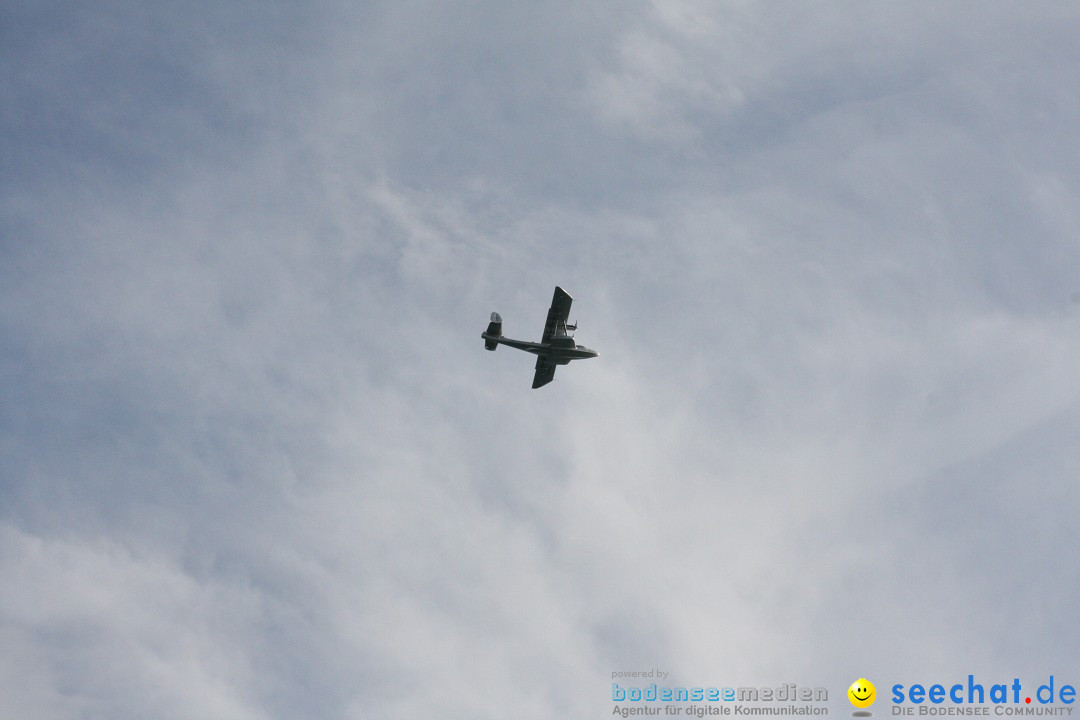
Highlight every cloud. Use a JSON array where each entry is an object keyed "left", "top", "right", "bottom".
[{"left": 4, "top": 2, "right": 1080, "bottom": 718}]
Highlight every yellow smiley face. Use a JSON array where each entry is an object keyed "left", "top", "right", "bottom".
[{"left": 848, "top": 678, "right": 876, "bottom": 708}]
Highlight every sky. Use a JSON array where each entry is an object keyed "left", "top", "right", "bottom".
[{"left": 3, "top": 2, "right": 1080, "bottom": 718}]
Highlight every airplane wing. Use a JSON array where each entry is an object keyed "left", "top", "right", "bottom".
[
  {"left": 532, "top": 356, "right": 557, "bottom": 389},
  {"left": 540, "top": 286, "right": 573, "bottom": 343}
]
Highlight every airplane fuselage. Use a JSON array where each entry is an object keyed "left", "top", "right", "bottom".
[{"left": 480, "top": 333, "right": 598, "bottom": 365}]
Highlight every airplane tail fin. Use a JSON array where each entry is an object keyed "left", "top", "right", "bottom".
[{"left": 483, "top": 312, "right": 502, "bottom": 350}]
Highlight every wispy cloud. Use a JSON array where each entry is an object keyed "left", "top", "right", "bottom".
[{"left": 4, "top": 2, "right": 1080, "bottom": 718}]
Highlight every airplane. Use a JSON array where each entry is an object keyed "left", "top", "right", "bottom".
[{"left": 481, "top": 286, "right": 599, "bottom": 388}]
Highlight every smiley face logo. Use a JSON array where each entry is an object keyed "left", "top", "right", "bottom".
[{"left": 848, "top": 678, "right": 876, "bottom": 708}]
